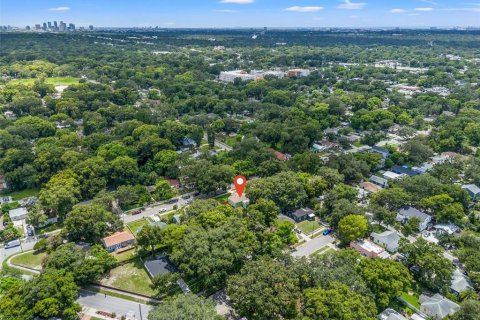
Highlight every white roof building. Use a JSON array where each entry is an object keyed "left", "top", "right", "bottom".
[
  {"left": 9, "top": 207, "right": 27, "bottom": 221},
  {"left": 419, "top": 294, "right": 460, "bottom": 319}
]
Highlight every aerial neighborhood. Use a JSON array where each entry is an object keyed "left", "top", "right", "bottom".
[{"left": 0, "top": 15, "right": 479, "bottom": 320}]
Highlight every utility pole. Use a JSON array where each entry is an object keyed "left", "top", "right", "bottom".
[{"left": 138, "top": 303, "right": 143, "bottom": 320}]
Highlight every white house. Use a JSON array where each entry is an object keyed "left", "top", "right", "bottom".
[
  {"left": 9, "top": 207, "right": 27, "bottom": 222},
  {"left": 371, "top": 230, "right": 401, "bottom": 252}
]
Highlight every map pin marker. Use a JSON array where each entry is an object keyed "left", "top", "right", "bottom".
[{"left": 234, "top": 175, "right": 246, "bottom": 197}]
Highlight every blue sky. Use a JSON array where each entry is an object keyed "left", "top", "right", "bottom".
[{"left": 1, "top": 0, "right": 479, "bottom": 28}]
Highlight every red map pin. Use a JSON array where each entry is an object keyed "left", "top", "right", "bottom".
[{"left": 234, "top": 175, "right": 246, "bottom": 197}]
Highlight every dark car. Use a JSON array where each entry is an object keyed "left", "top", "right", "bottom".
[
  {"left": 131, "top": 210, "right": 141, "bottom": 215},
  {"left": 167, "top": 198, "right": 179, "bottom": 204},
  {"left": 181, "top": 195, "right": 191, "bottom": 200},
  {"left": 322, "top": 229, "right": 332, "bottom": 236}
]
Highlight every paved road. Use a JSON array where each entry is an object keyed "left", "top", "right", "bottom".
[
  {"left": 0, "top": 238, "right": 37, "bottom": 268},
  {"left": 291, "top": 235, "right": 335, "bottom": 258},
  {"left": 77, "top": 289, "right": 151, "bottom": 319},
  {"left": 122, "top": 192, "right": 197, "bottom": 223}
]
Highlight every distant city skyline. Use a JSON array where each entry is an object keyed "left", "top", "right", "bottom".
[{"left": 1, "top": 0, "right": 479, "bottom": 28}]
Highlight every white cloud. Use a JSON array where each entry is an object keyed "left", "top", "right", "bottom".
[
  {"left": 48, "top": 6, "right": 70, "bottom": 11},
  {"left": 220, "top": 0, "right": 254, "bottom": 4},
  {"left": 390, "top": 8, "right": 407, "bottom": 13},
  {"left": 337, "top": 0, "right": 367, "bottom": 10},
  {"left": 407, "top": 13, "right": 421, "bottom": 16},
  {"left": 420, "top": 0, "right": 439, "bottom": 5},
  {"left": 415, "top": 7, "right": 434, "bottom": 11},
  {"left": 284, "top": 6, "right": 324, "bottom": 12},
  {"left": 214, "top": 9, "right": 239, "bottom": 13}
]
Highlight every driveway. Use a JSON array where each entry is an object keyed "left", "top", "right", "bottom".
[
  {"left": 77, "top": 290, "right": 151, "bottom": 319},
  {"left": 291, "top": 235, "right": 335, "bottom": 258}
]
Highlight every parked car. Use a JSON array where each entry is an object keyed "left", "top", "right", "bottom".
[
  {"left": 167, "top": 198, "right": 179, "bottom": 204},
  {"left": 322, "top": 229, "right": 332, "bottom": 236},
  {"left": 4, "top": 239, "right": 21, "bottom": 249},
  {"left": 158, "top": 208, "right": 167, "bottom": 213},
  {"left": 181, "top": 195, "right": 191, "bottom": 200},
  {"left": 37, "top": 233, "right": 48, "bottom": 239},
  {"left": 131, "top": 210, "right": 141, "bottom": 215}
]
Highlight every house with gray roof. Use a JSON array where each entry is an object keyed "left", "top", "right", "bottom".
[
  {"left": 450, "top": 269, "right": 472, "bottom": 295},
  {"left": 462, "top": 184, "right": 480, "bottom": 200},
  {"left": 419, "top": 294, "right": 460, "bottom": 319},
  {"left": 370, "top": 175, "right": 388, "bottom": 188},
  {"left": 371, "top": 230, "right": 401, "bottom": 252},
  {"left": 396, "top": 206, "right": 432, "bottom": 231},
  {"left": 379, "top": 308, "right": 408, "bottom": 320}
]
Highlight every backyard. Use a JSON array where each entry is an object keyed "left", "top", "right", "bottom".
[
  {"left": 99, "top": 260, "right": 155, "bottom": 296},
  {"left": 400, "top": 292, "right": 421, "bottom": 309},
  {"left": 10, "top": 251, "right": 46, "bottom": 270},
  {"left": 1, "top": 188, "right": 39, "bottom": 201}
]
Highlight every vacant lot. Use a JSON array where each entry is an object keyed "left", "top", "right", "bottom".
[
  {"left": 10, "top": 251, "right": 46, "bottom": 270},
  {"left": 100, "top": 261, "right": 155, "bottom": 296},
  {"left": 9, "top": 77, "right": 79, "bottom": 86},
  {"left": 297, "top": 220, "right": 322, "bottom": 235},
  {"left": 126, "top": 218, "right": 149, "bottom": 235}
]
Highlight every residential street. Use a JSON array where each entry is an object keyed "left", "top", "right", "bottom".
[
  {"left": 291, "top": 235, "right": 335, "bottom": 258},
  {"left": 77, "top": 289, "right": 151, "bottom": 320},
  {"left": 0, "top": 237, "right": 37, "bottom": 268}
]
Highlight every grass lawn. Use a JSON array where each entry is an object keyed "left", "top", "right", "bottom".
[
  {"left": 83, "top": 285, "right": 151, "bottom": 305},
  {"left": 100, "top": 261, "right": 155, "bottom": 296},
  {"left": 400, "top": 292, "right": 420, "bottom": 309},
  {"left": 1, "top": 188, "right": 40, "bottom": 201},
  {"left": 10, "top": 251, "right": 46, "bottom": 270},
  {"left": 112, "top": 248, "right": 136, "bottom": 263},
  {"left": 312, "top": 246, "right": 334, "bottom": 256},
  {"left": 9, "top": 77, "right": 79, "bottom": 86},
  {"left": 224, "top": 137, "right": 239, "bottom": 147},
  {"left": 214, "top": 193, "right": 230, "bottom": 203},
  {"left": 297, "top": 220, "right": 322, "bottom": 235},
  {"left": 126, "top": 218, "right": 150, "bottom": 235}
]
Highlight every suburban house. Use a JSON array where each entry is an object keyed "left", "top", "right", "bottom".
[
  {"left": 371, "top": 145, "right": 390, "bottom": 159},
  {"left": 419, "top": 294, "right": 460, "bottom": 319},
  {"left": 370, "top": 175, "right": 388, "bottom": 188},
  {"left": 383, "top": 171, "right": 405, "bottom": 180},
  {"left": 391, "top": 165, "right": 420, "bottom": 177},
  {"left": 360, "top": 182, "right": 381, "bottom": 194},
  {"left": 433, "top": 224, "right": 459, "bottom": 235},
  {"left": 9, "top": 207, "right": 27, "bottom": 222},
  {"left": 228, "top": 193, "right": 250, "bottom": 208},
  {"left": 101, "top": 231, "right": 135, "bottom": 253},
  {"left": 267, "top": 148, "right": 291, "bottom": 161},
  {"left": 462, "top": 184, "right": 480, "bottom": 200},
  {"left": 379, "top": 308, "right": 408, "bottom": 320},
  {"left": 350, "top": 239, "right": 390, "bottom": 259},
  {"left": 371, "top": 230, "right": 401, "bottom": 253},
  {"left": 396, "top": 206, "right": 432, "bottom": 231},
  {"left": 166, "top": 178, "right": 180, "bottom": 189},
  {"left": 450, "top": 269, "right": 472, "bottom": 295},
  {"left": 289, "top": 208, "right": 315, "bottom": 222},
  {"left": 143, "top": 254, "right": 191, "bottom": 294},
  {"left": 144, "top": 254, "right": 178, "bottom": 278}
]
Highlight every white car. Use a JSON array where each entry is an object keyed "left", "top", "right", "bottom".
[{"left": 158, "top": 208, "right": 167, "bottom": 213}]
